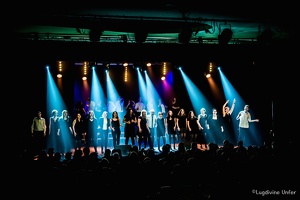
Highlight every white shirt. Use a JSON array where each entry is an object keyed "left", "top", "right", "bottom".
[
  {"left": 135, "top": 102, "right": 145, "bottom": 112},
  {"left": 147, "top": 114, "right": 157, "bottom": 128},
  {"left": 238, "top": 110, "right": 251, "bottom": 128}
]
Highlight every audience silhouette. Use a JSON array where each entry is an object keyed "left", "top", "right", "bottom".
[{"left": 17, "top": 133, "right": 296, "bottom": 199}]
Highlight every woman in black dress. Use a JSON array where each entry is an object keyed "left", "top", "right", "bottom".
[
  {"left": 110, "top": 111, "right": 122, "bottom": 149},
  {"left": 137, "top": 109, "right": 151, "bottom": 150},
  {"left": 187, "top": 110, "right": 202, "bottom": 144},
  {"left": 123, "top": 107, "right": 137, "bottom": 146},
  {"left": 166, "top": 110, "right": 177, "bottom": 150}
]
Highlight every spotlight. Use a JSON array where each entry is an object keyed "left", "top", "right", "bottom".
[
  {"left": 57, "top": 61, "right": 63, "bottom": 78},
  {"left": 204, "top": 62, "right": 214, "bottom": 78},
  {"left": 204, "top": 73, "right": 211, "bottom": 78},
  {"left": 82, "top": 62, "right": 88, "bottom": 80},
  {"left": 162, "top": 63, "right": 167, "bottom": 79},
  {"left": 124, "top": 65, "right": 128, "bottom": 82},
  {"left": 218, "top": 28, "right": 233, "bottom": 45}
]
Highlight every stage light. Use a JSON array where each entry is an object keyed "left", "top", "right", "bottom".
[
  {"left": 161, "top": 62, "right": 167, "bottom": 80},
  {"left": 218, "top": 28, "right": 233, "bottom": 45},
  {"left": 57, "top": 61, "right": 63, "bottom": 78},
  {"left": 82, "top": 62, "right": 88, "bottom": 80},
  {"left": 204, "top": 62, "right": 215, "bottom": 78},
  {"left": 205, "top": 73, "right": 211, "bottom": 78},
  {"left": 124, "top": 65, "right": 128, "bottom": 82}
]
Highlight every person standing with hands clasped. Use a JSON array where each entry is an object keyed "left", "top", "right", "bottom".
[
  {"left": 72, "top": 112, "right": 85, "bottom": 150},
  {"left": 98, "top": 111, "right": 111, "bottom": 154},
  {"left": 110, "top": 111, "right": 123, "bottom": 149},
  {"left": 207, "top": 108, "right": 224, "bottom": 146},
  {"left": 48, "top": 109, "right": 61, "bottom": 152},
  {"left": 85, "top": 110, "right": 99, "bottom": 153},
  {"left": 59, "top": 110, "right": 73, "bottom": 153},
  {"left": 147, "top": 109, "right": 157, "bottom": 149},
  {"left": 198, "top": 108, "right": 208, "bottom": 149},
  {"left": 137, "top": 109, "right": 151, "bottom": 150},
  {"left": 187, "top": 110, "right": 202, "bottom": 144},
  {"left": 156, "top": 111, "right": 166, "bottom": 152},
  {"left": 31, "top": 111, "right": 47, "bottom": 155},
  {"left": 236, "top": 104, "right": 259, "bottom": 147},
  {"left": 123, "top": 107, "right": 137, "bottom": 146}
]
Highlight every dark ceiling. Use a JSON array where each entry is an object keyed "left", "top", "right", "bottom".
[{"left": 13, "top": 2, "right": 295, "bottom": 45}]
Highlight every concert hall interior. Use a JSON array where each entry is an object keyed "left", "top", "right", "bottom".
[{"left": 14, "top": 2, "right": 296, "bottom": 199}]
